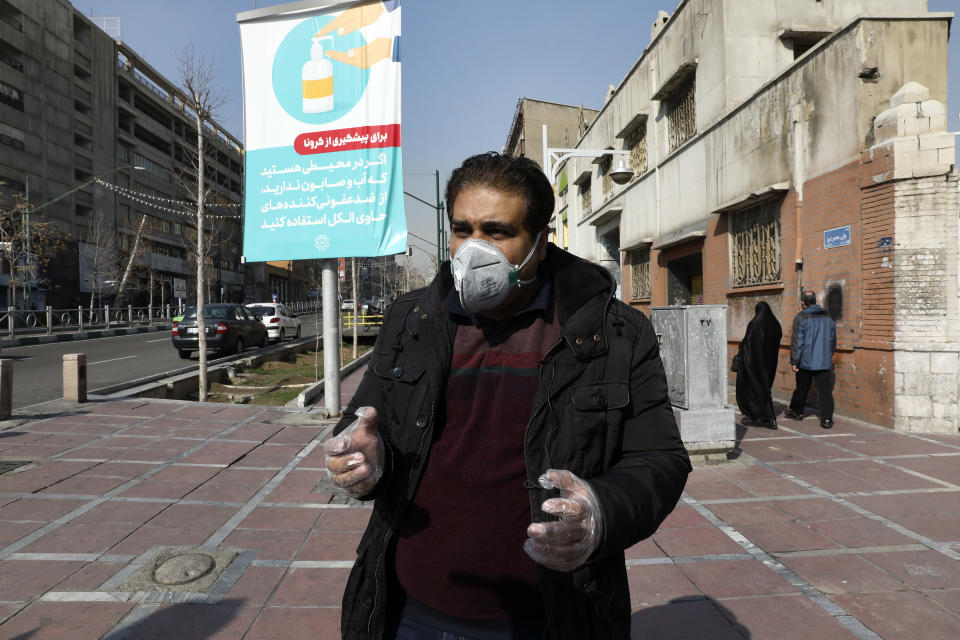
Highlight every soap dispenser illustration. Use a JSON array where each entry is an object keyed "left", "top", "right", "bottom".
[{"left": 302, "top": 36, "right": 334, "bottom": 113}]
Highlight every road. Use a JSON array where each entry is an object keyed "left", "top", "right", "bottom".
[{"left": 2, "top": 313, "right": 324, "bottom": 409}]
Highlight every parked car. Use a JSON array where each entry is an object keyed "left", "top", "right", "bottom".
[
  {"left": 363, "top": 297, "right": 385, "bottom": 314},
  {"left": 248, "top": 303, "right": 302, "bottom": 342},
  {"left": 341, "top": 298, "right": 355, "bottom": 312},
  {"left": 171, "top": 304, "right": 268, "bottom": 359}
]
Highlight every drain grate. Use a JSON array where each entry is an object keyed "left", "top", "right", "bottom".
[{"left": 0, "top": 461, "right": 30, "bottom": 475}]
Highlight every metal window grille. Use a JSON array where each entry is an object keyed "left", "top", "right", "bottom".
[
  {"left": 599, "top": 156, "right": 612, "bottom": 199},
  {"left": 730, "top": 200, "right": 781, "bottom": 287},
  {"left": 667, "top": 75, "right": 696, "bottom": 152},
  {"left": 579, "top": 180, "right": 592, "bottom": 218},
  {"left": 630, "top": 248, "right": 650, "bottom": 299},
  {"left": 626, "top": 124, "right": 648, "bottom": 175}
]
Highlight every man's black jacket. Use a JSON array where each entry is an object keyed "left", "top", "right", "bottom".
[{"left": 334, "top": 244, "right": 691, "bottom": 639}]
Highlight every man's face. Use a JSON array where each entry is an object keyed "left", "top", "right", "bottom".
[{"left": 449, "top": 185, "right": 546, "bottom": 314}]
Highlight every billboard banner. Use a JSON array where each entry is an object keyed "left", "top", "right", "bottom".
[{"left": 238, "top": 0, "right": 406, "bottom": 261}]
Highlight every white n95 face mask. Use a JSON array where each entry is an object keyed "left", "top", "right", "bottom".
[{"left": 450, "top": 231, "right": 541, "bottom": 314}]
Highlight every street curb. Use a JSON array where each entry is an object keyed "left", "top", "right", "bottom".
[
  {"left": 88, "top": 335, "right": 319, "bottom": 398},
  {"left": 0, "top": 323, "right": 171, "bottom": 348},
  {"left": 291, "top": 350, "right": 373, "bottom": 411}
]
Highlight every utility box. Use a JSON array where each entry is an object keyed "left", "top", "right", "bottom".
[{"left": 651, "top": 305, "right": 735, "bottom": 455}]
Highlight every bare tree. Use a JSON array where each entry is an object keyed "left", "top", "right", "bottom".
[
  {"left": 113, "top": 213, "right": 148, "bottom": 304},
  {"left": 0, "top": 187, "right": 69, "bottom": 309},
  {"left": 82, "top": 212, "right": 120, "bottom": 313},
  {"left": 178, "top": 45, "right": 227, "bottom": 402}
]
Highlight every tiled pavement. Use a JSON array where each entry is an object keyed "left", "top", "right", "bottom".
[{"left": 1, "top": 375, "right": 959, "bottom": 639}]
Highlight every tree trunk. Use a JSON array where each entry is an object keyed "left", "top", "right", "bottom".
[
  {"left": 115, "top": 214, "right": 147, "bottom": 303},
  {"left": 196, "top": 115, "right": 208, "bottom": 402}
]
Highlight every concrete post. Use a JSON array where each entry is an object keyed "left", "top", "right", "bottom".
[
  {"left": 46, "top": 306, "right": 52, "bottom": 335},
  {"left": 62, "top": 353, "right": 87, "bottom": 403},
  {"left": 0, "top": 359, "right": 12, "bottom": 419},
  {"left": 127, "top": 304, "right": 133, "bottom": 326},
  {"left": 105, "top": 305, "right": 110, "bottom": 329},
  {"left": 7, "top": 307, "right": 13, "bottom": 338},
  {"left": 78, "top": 306, "right": 83, "bottom": 332}
]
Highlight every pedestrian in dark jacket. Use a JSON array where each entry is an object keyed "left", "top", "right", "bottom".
[
  {"left": 323, "top": 152, "right": 691, "bottom": 640},
  {"left": 734, "top": 301, "right": 782, "bottom": 428},
  {"left": 785, "top": 290, "right": 837, "bottom": 428}
]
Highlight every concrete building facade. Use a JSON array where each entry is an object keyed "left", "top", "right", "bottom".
[
  {"left": 548, "top": 0, "right": 957, "bottom": 432},
  {"left": 504, "top": 98, "right": 598, "bottom": 251},
  {"left": 0, "top": 0, "right": 247, "bottom": 308}
]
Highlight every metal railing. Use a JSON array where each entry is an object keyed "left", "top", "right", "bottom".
[
  {"left": 341, "top": 312, "right": 384, "bottom": 329},
  {"left": 0, "top": 300, "right": 340, "bottom": 339},
  {"left": 0, "top": 304, "right": 178, "bottom": 339}
]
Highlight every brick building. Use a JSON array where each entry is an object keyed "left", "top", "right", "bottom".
[{"left": 541, "top": 0, "right": 957, "bottom": 432}]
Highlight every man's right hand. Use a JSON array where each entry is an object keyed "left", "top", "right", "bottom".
[{"left": 323, "top": 406, "right": 384, "bottom": 498}]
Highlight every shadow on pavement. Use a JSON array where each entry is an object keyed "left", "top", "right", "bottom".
[
  {"left": 631, "top": 596, "right": 750, "bottom": 639},
  {"left": 102, "top": 598, "right": 247, "bottom": 639}
]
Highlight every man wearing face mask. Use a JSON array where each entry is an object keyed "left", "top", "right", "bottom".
[{"left": 325, "top": 152, "right": 691, "bottom": 640}]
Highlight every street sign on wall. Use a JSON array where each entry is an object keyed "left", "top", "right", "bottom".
[
  {"left": 238, "top": 0, "right": 407, "bottom": 262},
  {"left": 824, "top": 225, "right": 851, "bottom": 250}
]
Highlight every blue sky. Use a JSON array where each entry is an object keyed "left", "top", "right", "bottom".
[{"left": 82, "top": 0, "right": 958, "bottom": 264}]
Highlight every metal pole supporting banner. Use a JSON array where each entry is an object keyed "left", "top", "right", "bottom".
[{"left": 322, "top": 259, "right": 341, "bottom": 418}]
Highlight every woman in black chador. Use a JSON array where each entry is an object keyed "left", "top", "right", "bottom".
[{"left": 734, "top": 301, "right": 783, "bottom": 428}]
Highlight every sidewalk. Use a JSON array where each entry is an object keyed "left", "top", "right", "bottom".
[{"left": 1, "top": 376, "right": 959, "bottom": 639}]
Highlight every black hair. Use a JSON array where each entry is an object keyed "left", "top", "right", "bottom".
[
  {"left": 800, "top": 290, "right": 817, "bottom": 307},
  {"left": 445, "top": 152, "right": 554, "bottom": 236}
]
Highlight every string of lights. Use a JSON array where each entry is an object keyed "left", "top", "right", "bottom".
[{"left": 95, "top": 178, "right": 244, "bottom": 219}]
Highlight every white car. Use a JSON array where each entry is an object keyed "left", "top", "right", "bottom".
[{"left": 248, "top": 303, "right": 301, "bottom": 342}]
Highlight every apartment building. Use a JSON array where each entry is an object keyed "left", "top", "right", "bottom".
[
  {"left": 0, "top": 0, "right": 245, "bottom": 308},
  {"left": 504, "top": 98, "right": 598, "bottom": 250},
  {"left": 545, "top": 0, "right": 957, "bottom": 431}
]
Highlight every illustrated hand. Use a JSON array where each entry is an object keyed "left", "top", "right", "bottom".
[
  {"left": 524, "top": 469, "right": 603, "bottom": 572},
  {"left": 325, "top": 38, "right": 394, "bottom": 69},
  {"left": 314, "top": 4, "right": 385, "bottom": 38},
  {"left": 323, "top": 406, "right": 384, "bottom": 498}
]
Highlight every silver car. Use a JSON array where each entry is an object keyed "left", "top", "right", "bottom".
[{"left": 248, "top": 303, "right": 302, "bottom": 342}]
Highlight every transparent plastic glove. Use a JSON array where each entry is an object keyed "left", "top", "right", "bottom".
[
  {"left": 323, "top": 406, "right": 384, "bottom": 498},
  {"left": 524, "top": 469, "right": 603, "bottom": 572}
]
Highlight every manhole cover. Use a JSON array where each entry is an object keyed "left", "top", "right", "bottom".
[
  {"left": 114, "top": 548, "right": 237, "bottom": 594},
  {"left": 0, "top": 461, "right": 30, "bottom": 475},
  {"left": 153, "top": 552, "right": 216, "bottom": 585}
]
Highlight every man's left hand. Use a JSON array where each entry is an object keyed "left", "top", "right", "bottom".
[{"left": 524, "top": 469, "right": 603, "bottom": 572}]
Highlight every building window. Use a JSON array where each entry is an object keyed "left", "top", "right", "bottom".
[
  {"left": 0, "top": 122, "right": 24, "bottom": 151},
  {"left": 729, "top": 199, "right": 781, "bottom": 288},
  {"left": 630, "top": 248, "right": 651, "bottom": 300},
  {"left": 666, "top": 74, "right": 696, "bottom": 152},
  {"left": 599, "top": 155, "right": 612, "bottom": 200},
  {"left": 0, "top": 80, "right": 24, "bottom": 111},
  {"left": 579, "top": 178, "right": 592, "bottom": 218},
  {"left": 625, "top": 123, "right": 648, "bottom": 176}
]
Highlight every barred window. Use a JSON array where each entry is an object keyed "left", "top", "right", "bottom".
[
  {"left": 729, "top": 200, "right": 781, "bottom": 287},
  {"left": 630, "top": 248, "right": 650, "bottom": 299},
  {"left": 666, "top": 74, "right": 696, "bottom": 152},
  {"left": 599, "top": 155, "right": 612, "bottom": 200},
  {"left": 626, "top": 123, "right": 648, "bottom": 176},
  {"left": 579, "top": 178, "right": 592, "bottom": 218}
]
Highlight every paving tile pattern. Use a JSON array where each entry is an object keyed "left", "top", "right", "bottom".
[{"left": 1, "top": 381, "right": 959, "bottom": 638}]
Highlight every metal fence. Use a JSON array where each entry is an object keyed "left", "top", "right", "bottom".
[
  {"left": 0, "top": 301, "right": 327, "bottom": 339},
  {"left": 0, "top": 305, "right": 180, "bottom": 339}
]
